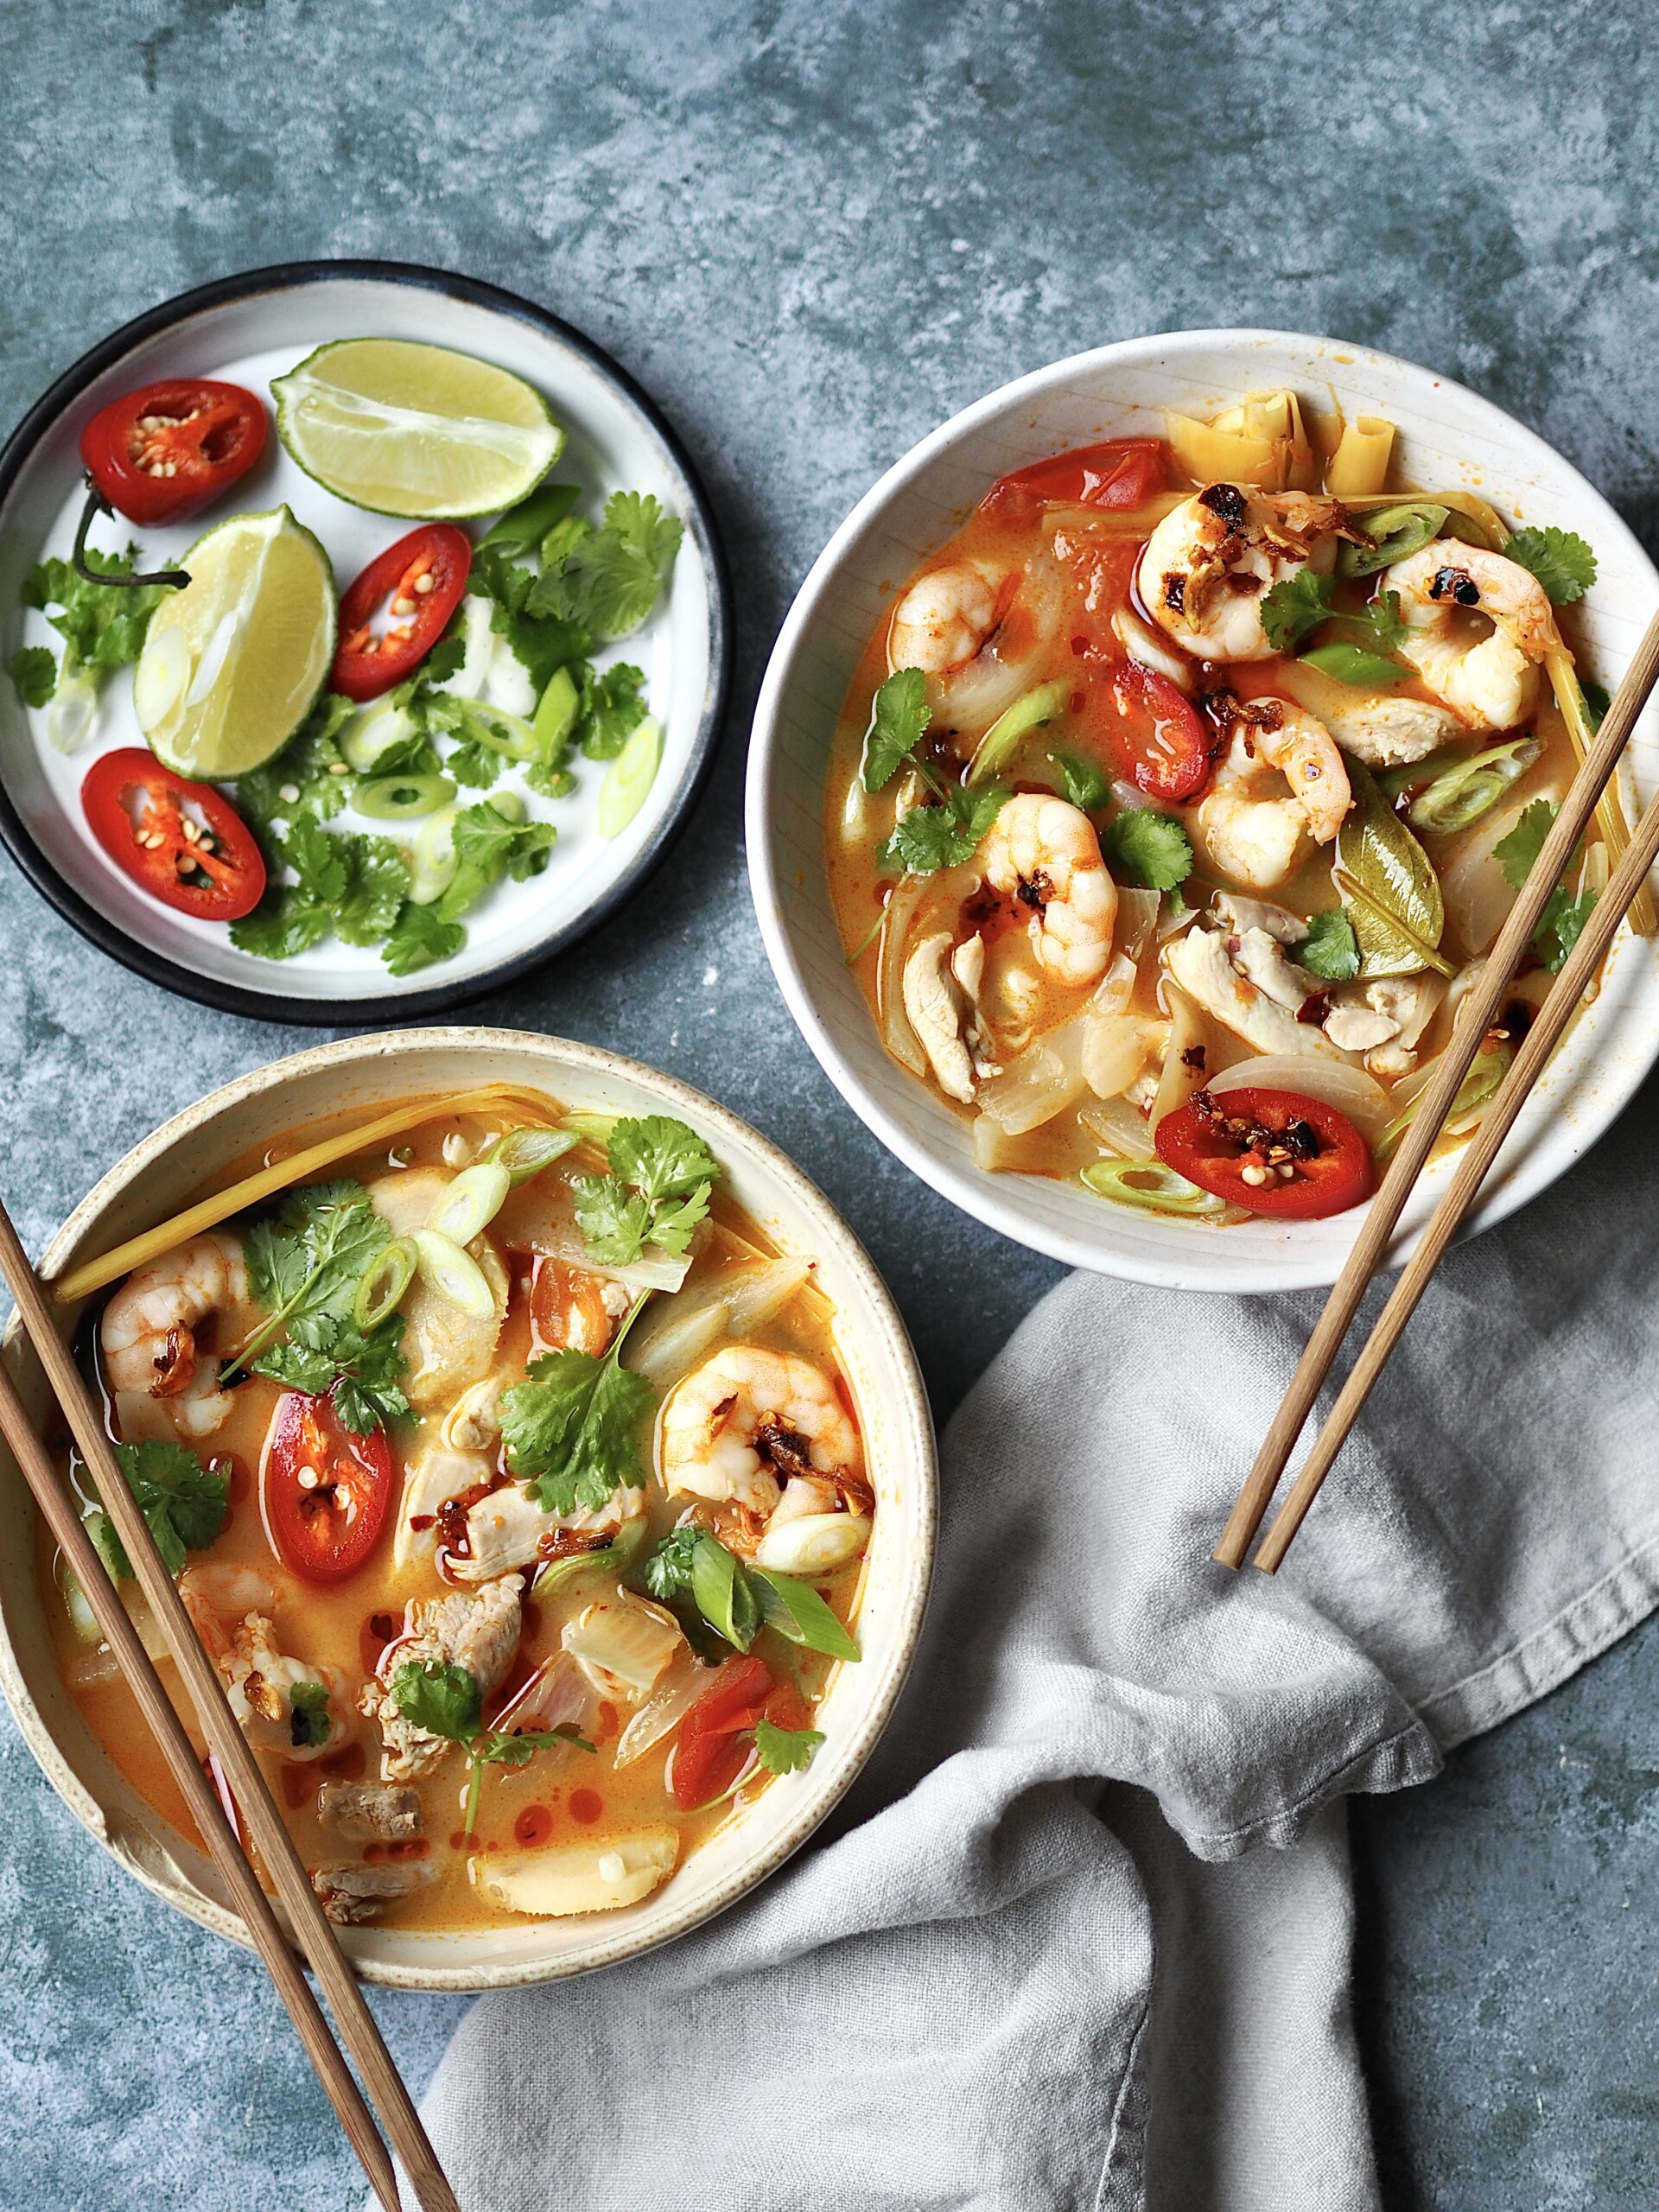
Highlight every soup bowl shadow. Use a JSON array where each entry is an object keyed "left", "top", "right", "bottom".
[
  {"left": 746, "top": 328, "right": 1659, "bottom": 1292},
  {"left": 0, "top": 1027, "right": 935, "bottom": 1991}
]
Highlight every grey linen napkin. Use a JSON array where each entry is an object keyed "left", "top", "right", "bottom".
[{"left": 408, "top": 1089, "right": 1659, "bottom": 2212}]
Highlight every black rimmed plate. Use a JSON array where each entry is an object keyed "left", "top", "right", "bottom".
[{"left": 0, "top": 261, "right": 731, "bottom": 1023}]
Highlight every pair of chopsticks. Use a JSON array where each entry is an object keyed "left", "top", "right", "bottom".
[
  {"left": 1217, "top": 601, "right": 1659, "bottom": 1575},
  {"left": 0, "top": 1201, "right": 458, "bottom": 2212}
]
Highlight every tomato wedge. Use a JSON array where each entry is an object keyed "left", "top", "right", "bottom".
[
  {"left": 332, "top": 524, "right": 472, "bottom": 701},
  {"left": 671, "top": 1656, "right": 773, "bottom": 1809},
  {"left": 260, "top": 1387, "right": 396, "bottom": 1586},
  {"left": 1105, "top": 663, "right": 1213, "bottom": 802},
  {"left": 1154, "top": 1087, "right": 1375, "bottom": 1220},
  {"left": 79, "top": 379, "right": 267, "bottom": 527},
  {"left": 81, "top": 748, "right": 265, "bottom": 920},
  {"left": 982, "top": 437, "right": 1167, "bottom": 518}
]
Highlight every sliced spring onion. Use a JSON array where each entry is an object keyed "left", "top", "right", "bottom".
[
  {"left": 690, "top": 1534, "right": 759, "bottom": 1651},
  {"left": 482, "top": 1125, "right": 580, "bottom": 1185},
  {"left": 1079, "top": 1159, "right": 1230, "bottom": 1217},
  {"left": 598, "top": 715, "right": 663, "bottom": 838},
  {"left": 55, "top": 1551, "right": 101, "bottom": 1645},
  {"left": 456, "top": 697, "right": 537, "bottom": 760},
  {"left": 340, "top": 697, "right": 416, "bottom": 772},
  {"left": 425, "top": 1160, "right": 512, "bottom": 1245},
  {"left": 1376, "top": 743, "right": 1472, "bottom": 802},
  {"left": 1405, "top": 738, "right": 1541, "bottom": 836},
  {"left": 964, "top": 679, "right": 1071, "bottom": 787},
  {"left": 532, "top": 664, "right": 580, "bottom": 760},
  {"left": 1338, "top": 501, "right": 1449, "bottom": 577},
  {"left": 561, "top": 1109, "right": 620, "bottom": 1146},
  {"left": 747, "top": 1563, "right": 861, "bottom": 1659},
  {"left": 534, "top": 1514, "right": 648, "bottom": 1598},
  {"left": 352, "top": 1235, "right": 417, "bottom": 1332},
  {"left": 1377, "top": 1040, "right": 1512, "bottom": 1158},
  {"left": 411, "top": 1228, "right": 497, "bottom": 1319},
  {"left": 407, "top": 804, "right": 459, "bottom": 904},
  {"left": 356, "top": 770, "right": 456, "bottom": 820}
]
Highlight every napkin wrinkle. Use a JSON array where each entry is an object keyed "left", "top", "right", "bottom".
[{"left": 409, "top": 1083, "right": 1659, "bottom": 2212}]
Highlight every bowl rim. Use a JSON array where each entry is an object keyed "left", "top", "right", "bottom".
[
  {"left": 0, "top": 1026, "right": 936, "bottom": 1990},
  {"left": 0, "top": 259, "right": 734, "bottom": 1027},
  {"left": 745, "top": 325, "right": 1659, "bottom": 1292}
]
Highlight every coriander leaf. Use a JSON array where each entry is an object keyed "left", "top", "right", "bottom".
[
  {"left": 1102, "top": 807, "right": 1192, "bottom": 893},
  {"left": 1259, "top": 569, "right": 1336, "bottom": 652},
  {"left": 474, "top": 1726, "right": 581, "bottom": 1769},
  {"left": 1298, "top": 642, "right": 1404, "bottom": 686},
  {"left": 391, "top": 1659, "right": 481, "bottom": 1745},
  {"left": 877, "top": 781, "right": 1008, "bottom": 876},
  {"left": 281, "top": 810, "right": 351, "bottom": 906},
  {"left": 647, "top": 1181, "right": 712, "bottom": 1259},
  {"left": 91, "top": 1440, "right": 230, "bottom": 1580},
  {"left": 446, "top": 736, "right": 506, "bottom": 788},
  {"left": 238, "top": 1179, "right": 401, "bottom": 1409},
  {"left": 229, "top": 885, "right": 332, "bottom": 961},
  {"left": 365, "top": 729, "right": 444, "bottom": 780},
  {"left": 1298, "top": 907, "right": 1362, "bottom": 981},
  {"left": 753, "top": 1717, "right": 825, "bottom": 1777},
  {"left": 501, "top": 1351, "right": 656, "bottom": 1515},
  {"left": 607, "top": 1116, "right": 721, "bottom": 1205},
  {"left": 335, "top": 836, "right": 410, "bottom": 947},
  {"left": 576, "top": 662, "right": 648, "bottom": 760},
  {"left": 861, "top": 666, "right": 931, "bottom": 793},
  {"left": 252, "top": 1313, "right": 411, "bottom": 1434},
  {"left": 539, "top": 493, "right": 683, "bottom": 638},
  {"left": 233, "top": 690, "right": 357, "bottom": 830},
  {"left": 570, "top": 1172, "right": 651, "bottom": 1266},
  {"left": 1534, "top": 884, "right": 1596, "bottom": 973},
  {"left": 1580, "top": 679, "right": 1610, "bottom": 731},
  {"left": 451, "top": 800, "right": 556, "bottom": 887},
  {"left": 470, "top": 543, "right": 595, "bottom": 691},
  {"left": 420, "top": 632, "right": 467, "bottom": 687},
  {"left": 382, "top": 900, "right": 466, "bottom": 976},
  {"left": 10, "top": 645, "right": 56, "bottom": 708},
  {"left": 23, "top": 545, "right": 170, "bottom": 671},
  {"left": 289, "top": 1681, "right": 333, "bottom": 1750},
  {"left": 643, "top": 1525, "right": 702, "bottom": 1602},
  {"left": 525, "top": 759, "right": 577, "bottom": 800},
  {"left": 1349, "top": 588, "right": 1408, "bottom": 652},
  {"left": 1493, "top": 798, "right": 1560, "bottom": 890},
  {"left": 1504, "top": 526, "right": 1598, "bottom": 605},
  {"left": 1050, "top": 748, "right": 1110, "bottom": 811}
]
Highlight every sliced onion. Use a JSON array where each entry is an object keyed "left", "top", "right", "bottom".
[
  {"left": 976, "top": 1020, "right": 1086, "bottom": 1135},
  {"left": 627, "top": 1258, "right": 811, "bottom": 1391},
  {"left": 1082, "top": 1013, "right": 1165, "bottom": 1102},
  {"left": 614, "top": 1651, "right": 709, "bottom": 1767},
  {"left": 1116, "top": 887, "right": 1160, "bottom": 966},
  {"left": 494, "top": 1649, "right": 600, "bottom": 1738},
  {"left": 1207, "top": 1053, "right": 1392, "bottom": 1147},
  {"left": 1079, "top": 1096, "right": 1157, "bottom": 1161}
]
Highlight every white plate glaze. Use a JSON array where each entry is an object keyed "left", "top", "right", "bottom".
[
  {"left": 747, "top": 329, "right": 1659, "bottom": 1293},
  {"left": 0, "top": 1030, "right": 934, "bottom": 1990},
  {"left": 0, "top": 264, "right": 728, "bottom": 1022}
]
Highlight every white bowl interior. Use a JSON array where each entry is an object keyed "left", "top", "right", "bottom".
[
  {"left": 748, "top": 329, "right": 1659, "bottom": 1292},
  {"left": 0, "top": 274, "right": 717, "bottom": 1004},
  {"left": 0, "top": 1030, "right": 934, "bottom": 1990}
]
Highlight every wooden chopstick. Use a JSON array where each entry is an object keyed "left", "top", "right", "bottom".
[
  {"left": 0, "top": 1360, "right": 403, "bottom": 2212},
  {"left": 1214, "top": 600, "right": 1659, "bottom": 1573},
  {"left": 1253, "top": 697, "right": 1659, "bottom": 1569},
  {"left": 0, "top": 1199, "right": 460, "bottom": 2212}
]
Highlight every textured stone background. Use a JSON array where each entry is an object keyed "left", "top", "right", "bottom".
[{"left": 1, "top": 2, "right": 1656, "bottom": 2204}]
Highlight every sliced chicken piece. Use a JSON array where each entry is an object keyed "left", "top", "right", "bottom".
[
  {"left": 1163, "top": 927, "right": 1349, "bottom": 1061},
  {"left": 901, "top": 931, "right": 977, "bottom": 1103},
  {"left": 1211, "top": 891, "right": 1309, "bottom": 945},
  {"left": 367, "top": 1168, "right": 508, "bottom": 1414},
  {"left": 317, "top": 1782, "right": 425, "bottom": 1843},
  {"left": 1323, "top": 1007, "right": 1400, "bottom": 1052},
  {"left": 1230, "top": 926, "right": 1318, "bottom": 1014},
  {"left": 313, "top": 1858, "right": 435, "bottom": 1927},
  {"left": 1357, "top": 972, "right": 1445, "bottom": 1076},
  {"left": 359, "top": 1574, "right": 524, "bottom": 1780},
  {"left": 448, "top": 1481, "right": 643, "bottom": 1586},
  {"left": 1322, "top": 695, "right": 1463, "bottom": 769}
]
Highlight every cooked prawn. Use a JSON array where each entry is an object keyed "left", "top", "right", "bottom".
[
  {"left": 888, "top": 561, "right": 1005, "bottom": 675},
  {"left": 659, "top": 1344, "right": 868, "bottom": 1574},
  {"left": 1138, "top": 483, "right": 1347, "bottom": 662},
  {"left": 1195, "top": 697, "right": 1351, "bottom": 892},
  {"left": 179, "top": 1564, "right": 347, "bottom": 1759},
  {"left": 101, "top": 1231, "right": 258, "bottom": 1438},
  {"left": 979, "top": 793, "right": 1117, "bottom": 987},
  {"left": 1382, "top": 540, "right": 1562, "bottom": 733}
]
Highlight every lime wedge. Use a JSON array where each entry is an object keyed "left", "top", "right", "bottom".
[
  {"left": 272, "top": 339, "right": 564, "bottom": 518},
  {"left": 598, "top": 715, "right": 663, "bottom": 838},
  {"left": 136, "top": 506, "right": 335, "bottom": 779}
]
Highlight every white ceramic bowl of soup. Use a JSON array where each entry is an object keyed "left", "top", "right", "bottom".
[
  {"left": 747, "top": 328, "right": 1659, "bottom": 1292},
  {"left": 0, "top": 1028, "right": 935, "bottom": 1991}
]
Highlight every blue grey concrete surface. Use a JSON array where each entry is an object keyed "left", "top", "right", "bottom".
[{"left": 0, "top": 2, "right": 1655, "bottom": 2204}]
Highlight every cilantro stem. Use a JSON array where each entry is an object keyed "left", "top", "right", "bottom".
[
  {"left": 222, "top": 1206, "right": 357, "bottom": 1380},
  {"left": 462, "top": 1751, "right": 484, "bottom": 1842},
  {"left": 845, "top": 904, "right": 890, "bottom": 964},
  {"left": 608, "top": 1290, "right": 655, "bottom": 1363}
]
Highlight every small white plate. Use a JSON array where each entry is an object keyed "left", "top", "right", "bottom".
[
  {"left": 0, "top": 262, "right": 730, "bottom": 1022},
  {"left": 747, "top": 329, "right": 1659, "bottom": 1294}
]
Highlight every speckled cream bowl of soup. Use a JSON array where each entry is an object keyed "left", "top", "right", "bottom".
[
  {"left": 0, "top": 1028, "right": 934, "bottom": 1990},
  {"left": 747, "top": 329, "right": 1659, "bottom": 1291}
]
